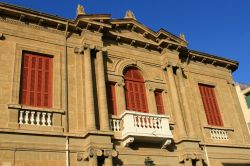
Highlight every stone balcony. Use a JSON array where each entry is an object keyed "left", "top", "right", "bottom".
[{"left": 110, "top": 110, "right": 173, "bottom": 148}]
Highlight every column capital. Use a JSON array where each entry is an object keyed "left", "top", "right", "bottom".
[
  {"left": 115, "top": 81, "right": 125, "bottom": 87},
  {"left": 83, "top": 43, "right": 95, "bottom": 49},
  {"left": 96, "top": 46, "right": 107, "bottom": 52},
  {"left": 80, "top": 147, "right": 102, "bottom": 159},
  {"left": 103, "top": 149, "right": 118, "bottom": 157}
]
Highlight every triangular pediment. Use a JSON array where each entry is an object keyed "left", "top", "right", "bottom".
[
  {"left": 109, "top": 30, "right": 158, "bottom": 45},
  {"left": 110, "top": 19, "right": 187, "bottom": 48}
]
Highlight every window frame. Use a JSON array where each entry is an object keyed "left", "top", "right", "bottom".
[
  {"left": 198, "top": 83, "right": 224, "bottom": 126},
  {"left": 19, "top": 52, "right": 53, "bottom": 108}
]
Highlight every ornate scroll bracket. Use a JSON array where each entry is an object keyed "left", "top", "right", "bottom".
[
  {"left": 161, "top": 139, "right": 172, "bottom": 149},
  {"left": 74, "top": 44, "right": 107, "bottom": 54},
  {"left": 123, "top": 137, "right": 134, "bottom": 147},
  {"left": 77, "top": 149, "right": 118, "bottom": 161},
  {"left": 179, "top": 153, "right": 203, "bottom": 163}
]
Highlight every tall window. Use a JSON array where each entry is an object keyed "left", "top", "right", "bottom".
[
  {"left": 124, "top": 67, "right": 148, "bottom": 113},
  {"left": 20, "top": 52, "right": 53, "bottom": 108},
  {"left": 106, "top": 83, "right": 117, "bottom": 115},
  {"left": 198, "top": 84, "right": 223, "bottom": 126},
  {"left": 154, "top": 91, "right": 164, "bottom": 114}
]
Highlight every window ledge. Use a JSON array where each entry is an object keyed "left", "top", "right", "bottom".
[
  {"left": 8, "top": 104, "right": 65, "bottom": 113},
  {"left": 203, "top": 125, "right": 234, "bottom": 131}
]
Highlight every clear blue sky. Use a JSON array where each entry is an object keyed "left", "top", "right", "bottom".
[{"left": 2, "top": 0, "right": 250, "bottom": 84}]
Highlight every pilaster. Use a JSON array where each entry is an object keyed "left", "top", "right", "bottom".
[
  {"left": 165, "top": 65, "right": 187, "bottom": 138},
  {"left": 96, "top": 47, "right": 110, "bottom": 131},
  {"left": 84, "top": 45, "right": 96, "bottom": 130},
  {"left": 176, "top": 65, "right": 196, "bottom": 138}
]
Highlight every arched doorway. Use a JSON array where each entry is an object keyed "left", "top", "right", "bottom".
[{"left": 124, "top": 67, "right": 148, "bottom": 113}]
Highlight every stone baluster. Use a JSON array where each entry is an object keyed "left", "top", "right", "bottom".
[
  {"left": 84, "top": 45, "right": 96, "bottom": 130},
  {"left": 138, "top": 116, "right": 142, "bottom": 127},
  {"left": 47, "top": 113, "right": 52, "bottom": 126},
  {"left": 36, "top": 112, "right": 41, "bottom": 125},
  {"left": 165, "top": 65, "right": 187, "bottom": 137},
  {"left": 141, "top": 116, "right": 145, "bottom": 128},
  {"left": 25, "top": 111, "right": 29, "bottom": 124},
  {"left": 19, "top": 110, "right": 24, "bottom": 124},
  {"left": 146, "top": 116, "right": 151, "bottom": 128},
  {"left": 96, "top": 48, "right": 110, "bottom": 131},
  {"left": 30, "top": 111, "right": 35, "bottom": 125},
  {"left": 42, "top": 112, "right": 46, "bottom": 126}
]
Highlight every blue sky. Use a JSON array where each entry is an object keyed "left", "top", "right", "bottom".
[{"left": 1, "top": 0, "right": 250, "bottom": 84}]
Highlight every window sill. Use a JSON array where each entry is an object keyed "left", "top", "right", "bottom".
[
  {"left": 203, "top": 125, "right": 234, "bottom": 131},
  {"left": 8, "top": 104, "right": 65, "bottom": 113}
]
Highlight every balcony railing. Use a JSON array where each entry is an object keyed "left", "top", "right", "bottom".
[
  {"left": 209, "top": 128, "right": 228, "bottom": 140},
  {"left": 18, "top": 110, "right": 53, "bottom": 126},
  {"left": 110, "top": 110, "right": 173, "bottom": 148}
]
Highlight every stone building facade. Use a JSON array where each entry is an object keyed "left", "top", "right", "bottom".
[
  {"left": 235, "top": 83, "right": 250, "bottom": 133},
  {"left": 0, "top": 2, "right": 250, "bottom": 166}
]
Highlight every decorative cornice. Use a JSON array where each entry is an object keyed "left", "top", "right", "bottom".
[{"left": 182, "top": 49, "right": 238, "bottom": 72}]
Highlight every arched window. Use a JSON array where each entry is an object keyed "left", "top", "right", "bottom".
[{"left": 124, "top": 67, "right": 148, "bottom": 113}]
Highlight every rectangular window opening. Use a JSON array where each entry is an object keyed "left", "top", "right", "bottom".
[
  {"left": 154, "top": 90, "right": 164, "bottom": 115},
  {"left": 19, "top": 52, "right": 53, "bottom": 108},
  {"left": 198, "top": 83, "right": 223, "bottom": 126},
  {"left": 106, "top": 82, "right": 117, "bottom": 115}
]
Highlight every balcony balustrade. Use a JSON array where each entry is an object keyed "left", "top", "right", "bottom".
[
  {"left": 18, "top": 110, "right": 52, "bottom": 127},
  {"left": 110, "top": 110, "right": 173, "bottom": 148},
  {"left": 209, "top": 128, "right": 228, "bottom": 140}
]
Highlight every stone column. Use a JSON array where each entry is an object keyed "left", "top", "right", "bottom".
[
  {"left": 166, "top": 65, "right": 187, "bottom": 137},
  {"left": 115, "top": 81, "right": 126, "bottom": 114},
  {"left": 196, "top": 160, "right": 203, "bottom": 166},
  {"left": 176, "top": 67, "right": 195, "bottom": 137},
  {"left": 104, "top": 149, "right": 118, "bottom": 166},
  {"left": 84, "top": 46, "right": 96, "bottom": 130},
  {"left": 88, "top": 148, "right": 103, "bottom": 166},
  {"left": 184, "top": 159, "right": 192, "bottom": 166},
  {"left": 96, "top": 48, "right": 110, "bottom": 131},
  {"left": 89, "top": 155, "right": 97, "bottom": 166}
]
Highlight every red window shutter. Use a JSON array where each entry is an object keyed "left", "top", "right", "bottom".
[
  {"left": 20, "top": 53, "right": 53, "bottom": 108},
  {"left": 199, "top": 84, "right": 223, "bottom": 126},
  {"left": 124, "top": 68, "right": 148, "bottom": 113},
  {"left": 155, "top": 91, "right": 164, "bottom": 114},
  {"left": 106, "top": 83, "right": 117, "bottom": 115}
]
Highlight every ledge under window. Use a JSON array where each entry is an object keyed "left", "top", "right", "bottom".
[{"left": 8, "top": 104, "right": 65, "bottom": 113}]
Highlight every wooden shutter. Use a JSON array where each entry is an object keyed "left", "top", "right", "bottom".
[
  {"left": 106, "top": 83, "right": 117, "bottom": 115},
  {"left": 199, "top": 84, "right": 223, "bottom": 126},
  {"left": 155, "top": 91, "right": 164, "bottom": 114},
  {"left": 124, "top": 68, "right": 148, "bottom": 113},
  {"left": 20, "top": 53, "right": 53, "bottom": 108}
]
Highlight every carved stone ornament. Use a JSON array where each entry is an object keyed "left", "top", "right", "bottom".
[
  {"left": 123, "top": 137, "right": 134, "bottom": 147},
  {"left": 77, "top": 4, "right": 86, "bottom": 15},
  {"left": 124, "top": 10, "right": 137, "bottom": 20},
  {"left": 179, "top": 153, "right": 203, "bottom": 162},
  {"left": 179, "top": 33, "right": 186, "bottom": 41},
  {"left": 103, "top": 149, "right": 118, "bottom": 157},
  {"left": 161, "top": 139, "right": 172, "bottom": 149},
  {"left": 116, "top": 81, "right": 125, "bottom": 87},
  {"left": 77, "top": 152, "right": 84, "bottom": 161}
]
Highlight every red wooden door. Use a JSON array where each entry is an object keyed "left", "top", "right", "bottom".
[
  {"left": 20, "top": 53, "right": 53, "bottom": 108},
  {"left": 199, "top": 84, "right": 223, "bottom": 126},
  {"left": 124, "top": 68, "right": 148, "bottom": 113}
]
